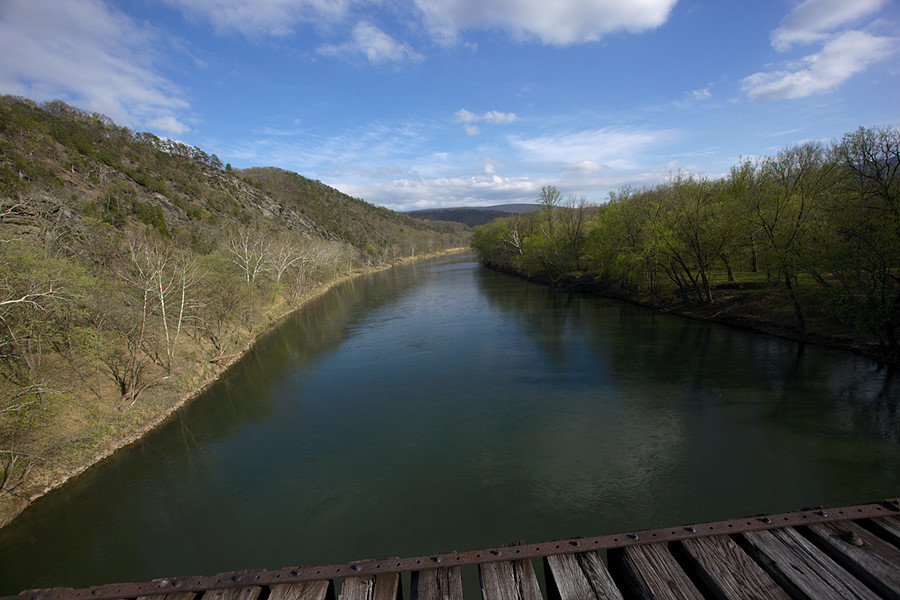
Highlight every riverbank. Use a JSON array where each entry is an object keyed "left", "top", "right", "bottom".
[
  {"left": 483, "top": 262, "right": 899, "bottom": 368},
  {"left": 0, "top": 249, "right": 467, "bottom": 530}
]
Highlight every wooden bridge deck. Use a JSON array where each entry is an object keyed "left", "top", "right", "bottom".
[{"left": 6, "top": 499, "right": 900, "bottom": 600}]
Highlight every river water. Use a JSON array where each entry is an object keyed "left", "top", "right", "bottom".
[{"left": 0, "top": 253, "right": 898, "bottom": 594}]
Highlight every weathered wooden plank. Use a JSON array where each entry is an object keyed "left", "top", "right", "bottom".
[
  {"left": 803, "top": 520, "right": 900, "bottom": 600},
  {"left": 137, "top": 594, "right": 196, "bottom": 600},
  {"left": 866, "top": 515, "right": 900, "bottom": 546},
  {"left": 609, "top": 543, "right": 703, "bottom": 600},
  {"left": 740, "top": 527, "right": 880, "bottom": 600},
  {"left": 478, "top": 558, "right": 542, "bottom": 600},
  {"left": 672, "top": 535, "right": 790, "bottom": 600},
  {"left": 269, "top": 581, "right": 334, "bottom": 600},
  {"left": 200, "top": 587, "right": 262, "bottom": 600},
  {"left": 410, "top": 567, "right": 464, "bottom": 600},
  {"left": 543, "top": 552, "right": 623, "bottom": 600},
  {"left": 338, "top": 574, "right": 400, "bottom": 600}
]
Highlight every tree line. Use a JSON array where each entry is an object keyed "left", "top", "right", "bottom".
[{"left": 471, "top": 126, "right": 899, "bottom": 356}]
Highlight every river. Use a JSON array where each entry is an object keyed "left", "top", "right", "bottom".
[{"left": 0, "top": 253, "right": 897, "bottom": 595}]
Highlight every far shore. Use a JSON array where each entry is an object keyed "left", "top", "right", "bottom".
[{"left": 481, "top": 262, "right": 899, "bottom": 368}]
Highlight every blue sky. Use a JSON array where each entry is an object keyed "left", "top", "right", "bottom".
[{"left": 1, "top": 0, "right": 898, "bottom": 211}]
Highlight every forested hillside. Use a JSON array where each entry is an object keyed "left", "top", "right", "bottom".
[
  {"left": 407, "top": 206, "right": 534, "bottom": 227},
  {"left": 471, "top": 127, "right": 900, "bottom": 363},
  {"left": 241, "top": 167, "right": 466, "bottom": 259},
  {"left": 0, "top": 95, "right": 467, "bottom": 522}
]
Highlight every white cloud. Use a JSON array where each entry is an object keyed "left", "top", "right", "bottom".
[
  {"left": 482, "top": 110, "right": 519, "bottom": 124},
  {"left": 337, "top": 161, "right": 672, "bottom": 211},
  {"left": 771, "top": 0, "right": 887, "bottom": 51},
  {"left": 164, "top": 0, "right": 352, "bottom": 37},
  {"left": 326, "top": 125, "right": 677, "bottom": 210},
  {"left": 689, "top": 87, "right": 711, "bottom": 100},
  {"left": 318, "top": 22, "right": 424, "bottom": 64},
  {"left": 454, "top": 108, "right": 518, "bottom": 134},
  {"left": 743, "top": 0, "right": 896, "bottom": 102},
  {"left": 146, "top": 115, "right": 192, "bottom": 135},
  {"left": 338, "top": 171, "right": 543, "bottom": 210},
  {"left": 742, "top": 30, "right": 894, "bottom": 100},
  {"left": 415, "top": 0, "right": 678, "bottom": 45},
  {"left": 0, "top": 0, "right": 189, "bottom": 130},
  {"left": 511, "top": 127, "right": 669, "bottom": 170},
  {"left": 454, "top": 108, "right": 478, "bottom": 123},
  {"left": 224, "top": 115, "right": 675, "bottom": 211}
]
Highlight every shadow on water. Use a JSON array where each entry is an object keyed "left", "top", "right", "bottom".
[
  {"left": 0, "top": 255, "right": 897, "bottom": 595},
  {"left": 477, "top": 268, "right": 900, "bottom": 510}
]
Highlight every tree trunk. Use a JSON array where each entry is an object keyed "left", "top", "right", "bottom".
[{"left": 783, "top": 272, "right": 806, "bottom": 332}]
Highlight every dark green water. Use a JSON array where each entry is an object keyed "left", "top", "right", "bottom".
[{"left": 1, "top": 253, "right": 898, "bottom": 594}]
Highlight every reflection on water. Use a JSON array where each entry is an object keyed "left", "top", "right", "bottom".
[{"left": 0, "top": 254, "right": 897, "bottom": 594}]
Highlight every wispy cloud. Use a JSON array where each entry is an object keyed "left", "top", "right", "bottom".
[
  {"left": 0, "top": 0, "right": 190, "bottom": 133},
  {"left": 771, "top": 0, "right": 887, "bottom": 51},
  {"left": 454, "top": 108, "right": 518, "bottom": 135},
  {"left": 164, "top": 0, "right": 353, "bottom": 37},
  {"left": 318, "top": 22, "right": 423, "bottom": 64},
  {"left": 689, "top": 87, "right": 712, "bottom": 100},
  {"left": 510, "top": 127, "right": 671, "bottom": 170},
  {"left": 742, "top": 30, "right": 894, "bottom": 100},
  {"left": 167, "top": 0, "right": 679, "bottom": 48},
  {"left": 415, "top": 0, "right": 678, "bottom": 45},
  {"left": 328, "top": 125, "right": 679, "bottom": 210},
  {"left": 742, "top": 0, "right": 895, "bottom": 101},
  {"left": 222, "top": 114, "right": 674, "bottom": 210},
  {"left": 339, "top": 172, "right": 542, "bottom": 210},
  {"left": 762, "top": 128, "right": 802, "bottom": 138},
  {"left": 146, "top": 115, "right": 192, "bottom": 136}
]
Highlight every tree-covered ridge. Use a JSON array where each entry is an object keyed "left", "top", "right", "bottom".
[
  {"left": 0, "top": 95, "right": 468, "bottom": 254},
  {"left": 240, "top": 167, "right": 468, "bottom": 261},
  {"left": 406, "top": 207, "right": 537, "bottom": 228},
  {"left": 0, "top": 95, "right": 467, "bottom": 515},
  {"left": 471, "top": 127, "right": 900, "bottom": 360}
]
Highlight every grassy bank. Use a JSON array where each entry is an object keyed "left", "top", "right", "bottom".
[{"left": 0, "top": 249, "right": 464, "bottom": 529}]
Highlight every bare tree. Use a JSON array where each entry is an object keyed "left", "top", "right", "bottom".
[
  {"left": 157, "top": 252, "right": 198, "bottom": 373},
  {"left": 104, "top": 241, "right": 158, "bottom": 404},
  {"left": 123, "top": 235, "right": 198, "bottom": 374},
  {"left": 268, "top": 235, "right": 308, "bottom": 285},
  {"left": 228, "top": 226, "right": 271, "bottom": 284}
]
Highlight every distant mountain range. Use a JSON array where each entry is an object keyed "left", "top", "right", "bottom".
[{"left": 406, "top": 204, "right": 539, "bottom": 227}]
